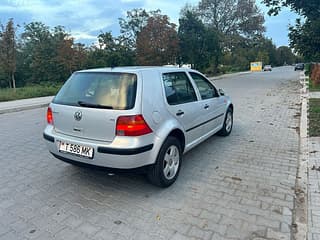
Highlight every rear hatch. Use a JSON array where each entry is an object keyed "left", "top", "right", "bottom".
[{"left": 51, "top": 72, "right": 138, "bottom": 142}]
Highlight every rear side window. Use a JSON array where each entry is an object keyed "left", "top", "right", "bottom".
[
  {"left": 162, "top": 72, "right": 197, "bottom": 105},
  {"left": 53, "top": 72, "right": 137, "bottom": 110}
]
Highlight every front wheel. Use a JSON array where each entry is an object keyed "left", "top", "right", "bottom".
[
  {"left": 217, "top": 108, "right": 233, "bottom": 136},
  {"left": 147, "top": 137, "right": 182, "bottom": 187}
]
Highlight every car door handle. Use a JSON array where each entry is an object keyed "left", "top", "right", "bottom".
[
  {"left": 204, "top": 104, "right": 209, "bottom": 109},
  {"left": 176, "top": 110, "right": 184, "bottom": 116}
]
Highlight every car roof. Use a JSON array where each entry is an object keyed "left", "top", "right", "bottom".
[{"left": 76, "top": 66, "right": 194, "bottom": 74}]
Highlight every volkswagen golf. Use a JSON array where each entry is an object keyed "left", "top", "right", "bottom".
[{"left": 43, "top": 67, "right": 233, "bottom": 187}]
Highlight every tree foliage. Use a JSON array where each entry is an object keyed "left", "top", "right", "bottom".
[
  {"left": 118, "top": 8, "right": 161, "bottom": 48},
  {"left": 20, "top": 23, "right": 82, "bottom": 84},
  {"left": 178, "top": 9, "right": 206, "bottom": 69},
  {"left": 262, "top": 0, "right": 319, "bottom": 19},
  {"left": 136, "top": 15, "right": 179, "bottom": 65},
  {"left": 91, "top": 32, "right": 135, "bottom": 67},
  {"left": 198, "top": 0, "right": 265, "bottom": 37},
  {"left": 179, "top": 1, "right": 273, "bottom": 73},
  {"left": 0, "top": 4, "right": 302, "bottom": 90},
  {"left": 262, "top": 0, "right": 320, "bottom": 61},
  {"left": 288, "top": 19, "right": 320, "bottom": 61},
  {"left": 277, "top": 46, "right": 295, "bottom": 65},
  {"left": 0, "top": 18, "right": 17, "bottom": 89},
  {"left": 178, "top": 9, "right": 221, "bottom": 72}
]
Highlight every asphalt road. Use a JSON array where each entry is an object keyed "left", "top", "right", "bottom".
[{"left": 0, "top": 66, "right": 302, "bottom": 240}]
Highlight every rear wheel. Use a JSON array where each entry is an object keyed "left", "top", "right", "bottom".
[
  {"left": 218, "top": 108, "right": 233, "bottom": 136},
  {"left": 147, "top": 136, "right": 182, "bottom": 187}
]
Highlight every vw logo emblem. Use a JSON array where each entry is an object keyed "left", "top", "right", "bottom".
[{"left": 74, "top": 111, "right": 82, "bottom": 121}]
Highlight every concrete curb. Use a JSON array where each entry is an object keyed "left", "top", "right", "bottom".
[
  {"left": 209, "top": 71, "right": 251, "bottom": 81},
  {"left": 292, "top": 71, "right": 308, "bottom": 240},
  {"left": 0, "top": 103, "right": 50, "bottom": 114},
  {"left": 309, "top": 92, "right": 320, "bottom": 98},
  {"left": 0, "top": 96, "right": 53, "bottom": 115}
]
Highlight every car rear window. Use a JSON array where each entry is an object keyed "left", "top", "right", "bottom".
[{"left": 53, "top": 72, "right": 137, "bottom": 110}]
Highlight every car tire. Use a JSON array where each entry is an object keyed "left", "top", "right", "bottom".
[
  {"left": 147, "top": 136, "right": 182, "bottom": 188},
  {"left": 217, "top": 107, "right": 233, "bottom": 136}
]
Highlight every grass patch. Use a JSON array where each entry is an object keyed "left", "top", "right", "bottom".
[
  {"left": 309, "top": 98, "right": 320, "bottom": 136},
  {"left": 0, "top": 84, "right": 62, "bottom": 102},
  {"left": 309, "top": 79, "right": 320, "bottom": 91}
]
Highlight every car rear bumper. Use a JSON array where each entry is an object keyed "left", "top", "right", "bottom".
[{"left": 43, "top": 126, "right": 161, "bottom": 169}]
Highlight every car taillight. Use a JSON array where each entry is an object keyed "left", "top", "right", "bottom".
[
  {"left": 116, "top": 115, "right": 152, "bottom": 136},
  {"left": 47, "top": 107, "right": 53, "bottom": 125}
]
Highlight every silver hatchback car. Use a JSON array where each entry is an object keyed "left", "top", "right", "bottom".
[{"left": 43, "top": 67, "right": 233, "bottom": 187}]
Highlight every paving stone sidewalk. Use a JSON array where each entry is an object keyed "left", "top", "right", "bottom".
[
  {"left": 309, "top": 92, "right": 320, "bottom": 98},
  {"left": 0, "top": 69, "right": 301, "bottom": 240},
  {"left": 308, "top": 137, "right": 320, "bottom": 240},
  {"left": 308, "top": 90, "right": 320, "bottom": 240}
]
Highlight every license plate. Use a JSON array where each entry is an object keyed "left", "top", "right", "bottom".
[{"left": 58, "top": 141, "right": 94, "bottom": 159}]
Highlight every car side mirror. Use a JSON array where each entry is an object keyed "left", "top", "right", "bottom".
[{"left": 219, "top": 89, "right": 225, "bottom": 96}]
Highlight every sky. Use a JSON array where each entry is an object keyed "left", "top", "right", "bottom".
[{"left": 0, "top": 0, "right": 299, "bottom": 47}]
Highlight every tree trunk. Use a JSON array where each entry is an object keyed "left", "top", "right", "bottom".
[
  {"left": 8, "top": 76, "right": 12, "bottom": 89},
  {"left": 11, "top": 72, "right": 16, "bottom": 92}
]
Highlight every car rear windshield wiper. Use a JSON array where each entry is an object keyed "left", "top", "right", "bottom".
[{"left": 77, "top": 101, "right": 113, "bottom": 109}]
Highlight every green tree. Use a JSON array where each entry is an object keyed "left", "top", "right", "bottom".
[
  {"left": 178, "top": 9, "right": 206, "bottom": 69},
  {"left": 20, "top": 22, "right": 54, "bottom": 84},
  {"left": 236, "top": 0, "right": 266, "bottom": 38},
  {"left": 86, "top": 47, "right": 108, "bottom": 69},
  {"left": 98, "top": 32, "right": 115, "bottom": 50},
  {"left": 195, "top": 0, "right": 266, "bottom": 73},
  {"left": 118, "top": 8, "right": 161, "bottom": 48},
  {"left": 254, "top": 36, "right": 278, "bottom": 65},
  {"left": 20, "top": 22, "right": 77, "bottom": 84},
  {"left": 202, "top": 27, "right": 221, "bottom": 73},
  {"left": 73, "top": 43, "right": 88, "bottom": 70},
  {"left": 112, "top": 35, "right": 135, "bottom": 66},
  {"left": 262, "top": 0, "right": 320, "bottom": 61},
  {"left": 256, "top": 51, "right": 270, "bottom": 65},
  {"left": 220, "top": 35, "right": 279, "bottom": 70},
  {"left": 198, "top": 0, "right": 265, "bottom": 37},
  {"left": 277, "top": 46, "right": 295, "bottom": 65},
  {"left": 86, "top": 32, "right": 135, "bottom": 68},
  {"left": 178, "top": 7, "right": 222, "bottom": 73},
  {"left": 288, "top": 19, "right": 320, "bottom": 62},
  {"left": 262, "top": 0, "right": 319, "bottom": 20},
  {"left": 0, "top": 18, "right": 17, "bottom": 89}
]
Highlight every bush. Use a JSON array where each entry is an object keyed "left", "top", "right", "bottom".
[
  {"left": 305, "top": 63, "right": 311, "bottom": 77},
  {"left": 0, "top": 84, "right": 62, "bottom": 102},
  {"left": 310, "top": 63, "right": 320, "bottom": 86}
]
